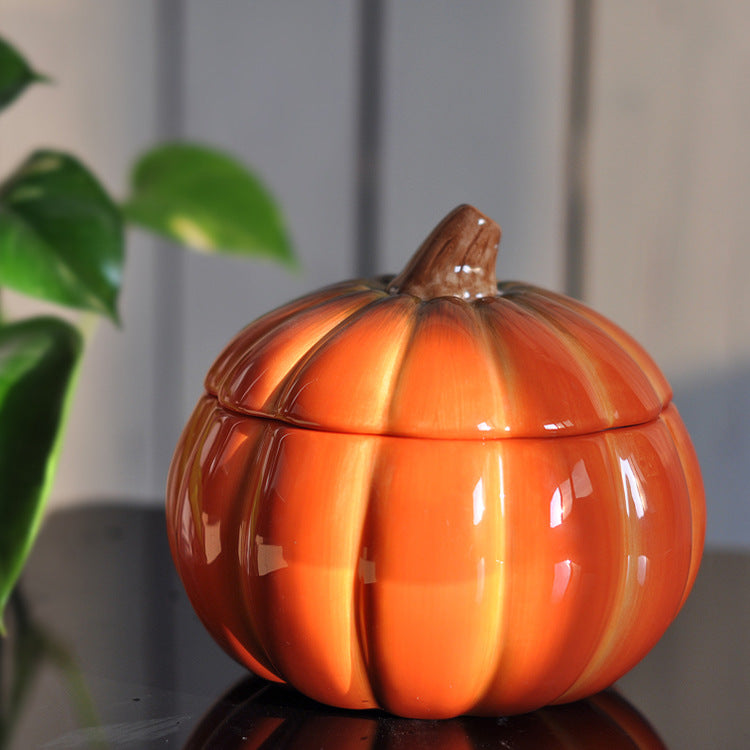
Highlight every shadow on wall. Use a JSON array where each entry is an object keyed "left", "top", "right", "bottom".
[{"left": 673, "top": 364, "right": 750, "bottom": 548}]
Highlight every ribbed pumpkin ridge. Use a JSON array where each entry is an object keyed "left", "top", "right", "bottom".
[{"left": 206, "top": 280, "right": 670, "bottom": 438}]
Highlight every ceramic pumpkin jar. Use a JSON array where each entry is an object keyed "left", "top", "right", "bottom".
[{"left": 166, "top": 205, "right": 705, "bottom": 720}]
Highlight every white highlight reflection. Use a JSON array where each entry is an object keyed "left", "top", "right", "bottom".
[
  {"left": 571, "top": 459, "right": 593, "bottom": 497},
  {"left": 498, "top": 456, "right": 506, "bottom": 515},
  {"left": 619, "top": 457, "right": 647, "bottom": 519},
  {"left": 637, "top": 554, "right": 648, "bottom": 586},
  {"left": 359, "top": 547, "right": 376, "bottom": 584},
  {"left": 202, "top": 513, "right": 222, "bottom": 564},
  {"left": 543, "top": 419, "right": 574, "bottom": 431},
  {"left": 473, "top": 478, "right": 485, "bottom": 526},
  {"left": 552, "top": 559, "right": 577, "bottom": 601},
  {"left": 256, "top": 535, "right": 288, "bottom": 575},
  {"left": 550, "top": 479, "right": 574, "bottom": 528}
]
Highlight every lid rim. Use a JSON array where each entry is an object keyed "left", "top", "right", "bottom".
[{"left": 206, "top": 392, "right": 672, "bottom": 442}]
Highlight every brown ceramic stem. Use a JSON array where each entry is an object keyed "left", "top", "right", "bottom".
[{"left": 387, "top": 204, "right": 501, "bottom": 300}]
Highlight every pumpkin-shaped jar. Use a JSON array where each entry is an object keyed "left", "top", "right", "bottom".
[{"left": 167, "top": 205, "right": 705, "bottom": 720}]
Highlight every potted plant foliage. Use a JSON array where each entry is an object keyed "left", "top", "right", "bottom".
[{"left": 0, "top": 35, "right": 295, "bottom": 631}]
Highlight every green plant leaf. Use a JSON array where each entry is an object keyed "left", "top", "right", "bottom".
[
  {"left": 0, "top": 317, "right": 82, "bottom": 631},
  {"left": 123, "top": 142, "right": 296, "bottom": 266},
  {"left": 0, "top": 150, "right": 124, "bottom": 322},
  {"left": 0, "top": 36, "right": 48, "bottom": 113}
]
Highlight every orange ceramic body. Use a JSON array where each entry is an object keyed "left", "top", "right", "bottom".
[{"left": 166, "top": 206, "right": 705, "bottom": 719}]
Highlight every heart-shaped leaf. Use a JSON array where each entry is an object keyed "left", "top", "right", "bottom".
[
  {"left": 0, "top": 317, "right": 82, "bottom": 630},
  {"left": 0, "top": 150, "right": 124, "bottom": 321},
  {"left": 0, "top": 36, "right": 48, "bottom": 113},
  {"left": 123, "top": 142, "right": 296, "bottom": 266}
]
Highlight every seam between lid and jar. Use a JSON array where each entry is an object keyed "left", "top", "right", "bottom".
[{"left": 203, "top": 392, "right": 675, "bottom": 442}]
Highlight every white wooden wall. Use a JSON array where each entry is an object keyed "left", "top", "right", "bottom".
[
  {"left": 586, "top": 1, "right": 750, "bottom": 548},
  {"left": 0, "top": 1, "right": 162, "bottom": 499},
  {"left": 1, "top": 1, "right": 747, "bottom": 548}
]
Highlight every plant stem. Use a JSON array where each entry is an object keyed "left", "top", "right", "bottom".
[{"left": 0, "top": 588, "right": 105, "bottom": 749}]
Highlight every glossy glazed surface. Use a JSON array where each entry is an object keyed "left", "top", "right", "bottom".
[
  {"left": 167, "top": 206, "right": 705, "bottom": 719},
  {"left": 205, "top": 278, "right": 671, "bottom": 439},
  {"left": 167, "top": 398, "right": 704, "bottom": 719}
]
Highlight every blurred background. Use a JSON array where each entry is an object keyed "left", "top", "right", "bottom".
[{"left": 1, "top": 0, "right": 747, "bottom": 548}]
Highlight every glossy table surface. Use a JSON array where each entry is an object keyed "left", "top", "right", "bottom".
[{"left": 1, "top": 504, "right": 747, "bottom": 749}]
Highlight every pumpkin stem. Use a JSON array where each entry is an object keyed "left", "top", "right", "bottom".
[{"left": 387, "top": 204, "right": 500, "bottom": 300}]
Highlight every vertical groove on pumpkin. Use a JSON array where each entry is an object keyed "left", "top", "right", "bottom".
[
  {"left": 521, "top": 287, "right": 665, "bottom": 418},
  {"left": 509, "top": 293, "right": 615, "bottom": 426},
  {"left": 474, "top": 298, "right": 527, "bottom": 438},
  {"left": 480, "top": 440, "right": 611, "bottom": 713},
  {"left": 352, "top": 436, "right": 390, "bottom": 711},
  {"left": 538, "top": 445, "right": 589, "bottom": 706},
  {"left": 480, "top": 294, "right": 602, "bottom": 437},
  {"left": 273, "top": 294, "right": 417, "bottom": 434},
  {"left": 205, "top": 281, "right": 370, "bottom": 396},
  {"left": 240, "top": 426, "right": 381, "bottom": 706},
  {"left": 556, "top": 431, "right": 640, "bottom": 702},
  {"left": 653, "top": 417, "right": 698, "bottom": 625},
  {"left": 540, "top": 438, "right": 625, "bottom": 706},
  {"left": 463, "top": 301, "right": 510, "bottom": 434},
  {"left": 659, "top": 405, "right": 706, "bottom": 611},
  {"left": 236, "top": 423, "right": 288, "bottom": 681},
  {"left": 335, "top": 433, "right": 380, "bottom": 708},
  {"left": 472, "top": 445, "right": 510, "bottom": 712},
  {"left": 262, "top": 291, "right": 389, "bottom": 417},
  {"left": 566, "top": 422, "right": 697, "bottom": 703},
  {"left": 530, "top": 286, "right": 673, "bottom": 407},
  {"left": 184, "top": 404, "right": 222, "bottom": 547},
  {"left": 217, "top": 291, "right": 379, "bottom": 415},
  {"left": 165, "top": 396, "right": 209, "bottom": 546},
  {"left": 166, "top": 409, "right": 206, "bottom": 645},
  {"left": 473, "top": 300, "right": 513, "bottom": 434},
  {"left": 168, "top": 404, "right": 283, "bottom": 683},
  {"left": 383, "top": 299, "right": 430, "bottom": 434},
  {"left": 231, "top": 420, "right": 285, "bottom": 682},
  {"left": 386, "top": 297, "right": 508, "bottom": 437}
]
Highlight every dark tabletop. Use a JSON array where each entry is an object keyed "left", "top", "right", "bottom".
[{"left": 1, "top": 504, "right": 747, "bottom": 749}]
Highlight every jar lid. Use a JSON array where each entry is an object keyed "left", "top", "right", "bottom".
[{"left": 205, "top": 206, "right": 671, "bottom": 439}]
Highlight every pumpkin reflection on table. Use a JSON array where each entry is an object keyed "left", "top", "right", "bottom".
[{"left": 184, "top": 679, "right": 667, "bottom": 750}]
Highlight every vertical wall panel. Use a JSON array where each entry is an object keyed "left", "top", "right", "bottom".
[
  {"left": 180, "top": 1, "right": 359, "bottom": 415},
  {"left": 0, "top": 1, "right": 160, "bottom": 506},
  {"left": 586, "top": 1, "right": 750, "bottom": 546},
  {"left": 587, "top": 0, "right": 750, "bottom": 378},
  {"left": 381, "top": 1, "right": 570, "bottom": 289}
]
